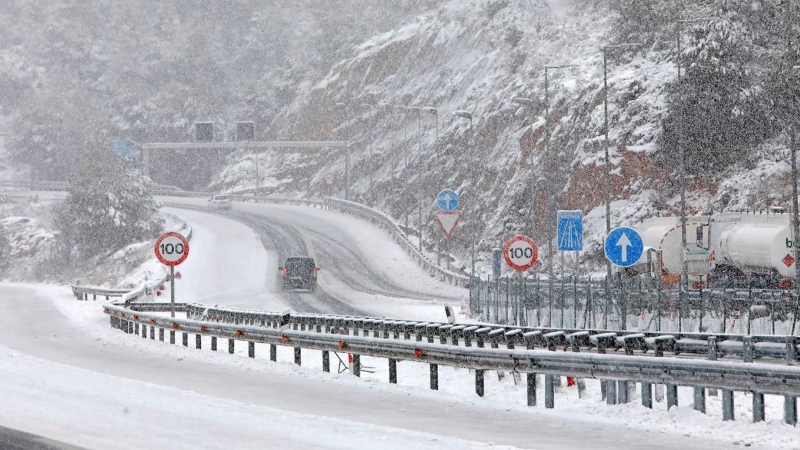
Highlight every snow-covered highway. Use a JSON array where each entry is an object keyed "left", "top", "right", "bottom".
[{"left": 0, "top": 197, "right": 786, "bottom": 449}]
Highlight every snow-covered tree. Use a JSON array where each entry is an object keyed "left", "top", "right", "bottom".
[
  {"left": 658, "top": 17, "right": 769, "bottom": 173},
  {"left": 55, "top": 146, "right": 163, "bottom": 259}
]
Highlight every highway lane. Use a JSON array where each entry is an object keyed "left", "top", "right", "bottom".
[
  {"left": 0, "top": 284, "right": 743, "bottom": 450},
  {"left": 162, "top": 197, "right": 466, "bottom": 320}
]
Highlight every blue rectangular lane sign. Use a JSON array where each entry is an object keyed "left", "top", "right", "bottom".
[{"left": 557, "top": 210, "right": 583, "bottom": 251}]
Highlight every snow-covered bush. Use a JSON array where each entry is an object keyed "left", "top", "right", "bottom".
[{"left": 54, "top": 147, "right": 163, "bottom": 259}]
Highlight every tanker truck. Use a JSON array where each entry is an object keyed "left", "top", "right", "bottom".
[{"left": 631, "top": 210, "right": 796, "bottom": 289}]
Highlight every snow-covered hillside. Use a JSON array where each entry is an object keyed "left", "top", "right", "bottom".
[{"left": 209, "top": 0, "right": 799, "bottom": 276}]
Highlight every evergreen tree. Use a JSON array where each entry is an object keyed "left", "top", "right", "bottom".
[
  {"left": 658, "top": 18, "right": 769, "bottom": 174},
  {"left": 55, "top": 146, "right": 163, "bottom": 259}
]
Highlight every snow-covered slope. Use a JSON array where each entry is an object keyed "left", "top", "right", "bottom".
[{"left": 211, "top": 0, "right": 791, "bottom": 276}]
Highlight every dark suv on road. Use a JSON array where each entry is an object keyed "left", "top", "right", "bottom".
[{"left": 279, "top": 257, "right": 318, "bottom": 292}]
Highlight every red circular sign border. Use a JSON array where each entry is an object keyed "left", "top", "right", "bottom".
[
  {"left": 154, "top": 231, "right": 190, "bottom": 267},
  {"left": 503, "top": 235, "right": 539, "bottom": 271}
]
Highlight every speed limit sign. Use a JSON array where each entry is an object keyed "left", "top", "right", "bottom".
[
  {"left": 154, "top": 232, "right": 190, "bottom": 266},
  {"left": 503, "top": 235, "right": 538, "bottom": 271}
]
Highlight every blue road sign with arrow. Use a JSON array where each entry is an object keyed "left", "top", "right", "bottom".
[
  {"left": 604, "top": 226, "right": 644, "bottom": 267},
  {"left": 557, "top": 210, "right": 583, "bottom": 251},
  {"left": 436, "top": 189, "right": 459, "bottom": 212}
]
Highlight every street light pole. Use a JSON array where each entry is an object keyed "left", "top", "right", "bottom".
[
  {"left": 602, "top": 43, "right": 642, "bottom": 329},
  {"left": 454, "top": 110, "right": 474, "bottom": 274},
  {"left": 335, "top": 102, "right": 350, "bottom": 201},
  {"left": 513, "top": 97, "right": 539, "bottom": 239},
  {"left": 424, "top": 106, "right": 439, "bottom": 261},
  {"left": 543, "top": 65, "right": 578, "bottom": 281},
  {"left": 675, "top": 18, "right": 715, "bottom": 331},
  {"left": 791, "top": 65, "right": 800, "bottom": 334},
  {"left": 359, "top": 103, "right": 375, "bottom": 203}
]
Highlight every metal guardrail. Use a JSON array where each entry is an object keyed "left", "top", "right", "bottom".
[
  {"left": 124, "top": 302, "right": 799, "bottom": 364},
  {"left": 105, "top": 301, "right": 800, "bottom": 425},
  {"left": 322, "top": 197, "right": 470, "bottom": 288}
]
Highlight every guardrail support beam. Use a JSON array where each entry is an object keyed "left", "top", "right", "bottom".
[
  {"left": 294, "top": 347, "right": 301, "bottom": 365},
  {"left": 352, "top": 354, "right": 360, "bottom": 376},
  {"left": 666, "top": 384, "right": 678, "bottom": 409},
  {"left": 141, "top": 325, "right": 147, "bottom": 339},
  {"left": 135, "top": 323, "right": 139, "bottom": 336},
  {"left": 476, "top": 369, "right": 485, "bottom": 397},
  {"left": 323, "top": 351, "right": 330, "bottom": 373},
  {"left": 430, "top": 364, "right": 439, "bottom": 390},
  {"left": 694, "top": 387, "right": 706, "bottom": 413},
  {"left": 606, "top": 380, "right": 617, "bottom": 405},
  {"left": 618, "top": 381, "right": 629, "bottom": 404},
  {"left": 527, "top": 373, "right": 537, "bottom": 406},
  {"left": 170, "top": 330, "right": 175, "bottom": 344},
  {"left": 228, "top": 338, "right": 234, "bottom": 354},
  {"left": 159, "top": 328, "right": 164, "bottom": 342},
  {"left": 196, "top": 334, "right": 202, "bottom": 349},
  {"left": 642, "top": 382, "right": 653, "bottom": 409},
  {"left": 753, "top": 392, "right": 765, "bottom": 422},
  {"left": 182, "top": 332, "right": 188, "bottom": 347},
  {"left": 150, "top": 326, "right": 155, "bottom": 340},
  {"left": 211, "top": 336, "right": 217, "bottom": 351},
  {"left": 270, "top": 344, "right": 277, "bottom": 362},
  {"left": 722, "top": 390, "right": 735, "bottom": 421},
  {"left": 785, "top": 396, "right": 797, "bottom": 425},
  {"left": 545, "top": 375, "right": 555, "bottom": 409},
  {"left": 248, "top": 341, "right": 255, "bottom": 358},
  {"left": 389, "top": 358, "right": 397, "bottom": 384}
]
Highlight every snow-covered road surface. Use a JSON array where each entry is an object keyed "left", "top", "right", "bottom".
[
  {"left": 159, "top": 197, "right": 469, "bottom": 321},
  {"left": 0, "top": 283, "right": 750, "bottom": 450}
]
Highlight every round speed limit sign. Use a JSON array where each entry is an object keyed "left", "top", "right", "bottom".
[
  {"left": 154, "top": 232, "right": 190, "bottom": 266},
  {"left": 503, "top": 235, "right": 538, "bottom": 271}
]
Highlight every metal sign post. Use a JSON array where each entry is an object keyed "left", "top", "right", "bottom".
[{"left": 154, "top": 231, "right": 190, "bottom": 318}]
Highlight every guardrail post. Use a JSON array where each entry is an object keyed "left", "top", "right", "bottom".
[
  {"left": 743, "top": 336, "right": 754, "bottom": 363},
  {"left": 785, "top": 396, "right": 797, "bottom": 425},
  {"left": 270, "top": 344, "right": 277, "bottom": 361},
  {"left": 430, "top": 364, "right": 438, "bottom": 390},
  {"left": 353, "top": 354, "right": 361, "bottom": 376},
  {"left": 666, "top": 384, "right": 678, "bottom": 410},
  {"left": 618, "top": 381, "right": 628, "bottom": 404},
  {"left": 150, "top": 326, "right": 155, "bottom": 340},
  {"left": 527, "top": 372, "right": 537, "bottom": 406},
  {"left": 389, "top": 359, "right": 397, "bottom": 384},
  {"left": 606, "top": 380, "right": 617, "bottom": 405},
  {"left": 545, "top": 375, "right": 555, "bottom": 409},
  {"left": 182, "top": 332, "right": 188, "bottom": 347},
  {"left": 170, "top": 330, "right": 175, "bottom": 344},
  {"left": 722, "top": 390, "right": 735, "bottom": 421},
  {"left": 248, "top": 341, "right": 255, "bottom": 358},
  {"left": 788, "top": 336, "right": 798, "bottom": 365},
  {"left": 641, "top": 382, "right": 653, "bottom": 409},
  {"left": 196, "top": 334, "right": 202, "bottom": 349},
  {"left": 476, "top": 369, "right": 485, "bottom": 397},
  {"left": 134, "top": 323, "right": 139, "bottom": 335},
  {"left": 753, "top": 392, "right": 765, "bottom": 422},
  {"left": 211, "top": 336, "right": 217, "bottom": 351},
  {"left": 708, "top": 336, "right": 718, "bottom": 397},
  {"left": 294, "top": 347, "right": 301, "bottom": 365},
  {"left": 322, "top": 351, "right": 330, "bottom": 372},
  {"left": 159, "top": 328, "right": 164, "bottom": 342},
  {"left": 228, "top": 339, "right": 235, "bottom": 354},
  {"left": 694, "top": 387, "right": 706, "bottom": 413},
  {"left": 141, "top": 325, "right": 147, "bottom": 339}
]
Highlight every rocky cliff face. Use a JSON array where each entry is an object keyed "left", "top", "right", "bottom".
[{"left": 212, "top": 0, "right": 692, "bottom": 273}]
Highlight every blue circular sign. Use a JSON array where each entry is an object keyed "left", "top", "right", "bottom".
[
  {"left": 604, "top": 227, "right": 644, "bottom": 268},
  {"left": 436, "top": 189, "right": 459, "bottom": 212}
]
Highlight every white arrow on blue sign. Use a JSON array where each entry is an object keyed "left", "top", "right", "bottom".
[
  {"left": 557, "top": 210, "right": 583, "bottom": 251},
  {"left": 604, "top": 226, "right": 644, "bottom": 267},
  {"left": 436, "top": 189, "right": 459, "bottom": 212}
]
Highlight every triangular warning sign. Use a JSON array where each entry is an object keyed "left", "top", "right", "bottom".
[{"left": 434, "top": 211, "right": 462, "bottom": 238}]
